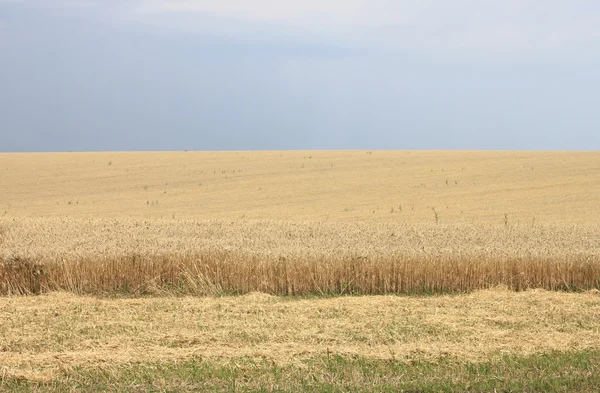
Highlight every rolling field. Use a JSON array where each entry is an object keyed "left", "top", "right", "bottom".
[
  {"left": 1, "top": 150, "right": 600, "bottom": 391},
  {"left": 1, "top": 150, "right": 599, "bottom": 223}
]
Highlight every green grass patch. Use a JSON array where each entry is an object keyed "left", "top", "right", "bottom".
[{"left": 3, "top": 349, "right": 600, "bottom": 392}]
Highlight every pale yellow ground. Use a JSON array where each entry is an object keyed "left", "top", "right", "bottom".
[
  {"left": 1, "top": 150, "right": 599, "bottom": 224},
  {"left": 1, "top": 289, "right": 600, "bottom": 380}
]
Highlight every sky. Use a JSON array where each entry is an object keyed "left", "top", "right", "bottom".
[{"left": 1, "top": 0, "right": 599, "bottom": 151}]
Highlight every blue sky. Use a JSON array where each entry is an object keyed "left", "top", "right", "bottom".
[{"left": 1, "top": 0, "right": 599, "bottom": 151}]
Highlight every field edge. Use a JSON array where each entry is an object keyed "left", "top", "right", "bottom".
[{"left": 3, "top": 349, "right": 600, "bottom": 393}]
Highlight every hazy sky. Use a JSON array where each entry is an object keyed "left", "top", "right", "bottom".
[{"left": 1, "top": 0, "right": 599, "bottom": 151}]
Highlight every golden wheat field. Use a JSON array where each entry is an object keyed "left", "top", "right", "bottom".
[
  {"left": 1, "top": 150, "right": 599, "bottom": 295},
  {"left": 2, "top": 150, "right": 599, "bottom": 223},
  {"left": 1, "top": 150, "right": 600, "bottom": 386}
]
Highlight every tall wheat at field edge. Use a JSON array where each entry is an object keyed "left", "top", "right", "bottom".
[{"left": 2, "top": 252, "right": 599, "bottom": 296}]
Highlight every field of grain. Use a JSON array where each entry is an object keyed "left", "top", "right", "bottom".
[
  {"left": 1, "top": 151, "right": 599, "bottom": 295},
  {"left": 2, "top": 150, "right": 599, "bottom": 223},
  {"left": 1, "top": 218, "right": 600, "bottom": 296},
  {"left": 1, "top": 150, "right": 600, "bottom": 390}
]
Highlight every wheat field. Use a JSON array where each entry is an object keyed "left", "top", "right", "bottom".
[
  {"left": 2, "top": 150, "right": 600, "bottom": 387},
  {"left": 1, "top": 150, "right": 599, "bottom": 295},
  {"left": 2, "top": 150, "right": 599, "bottom": 223}
]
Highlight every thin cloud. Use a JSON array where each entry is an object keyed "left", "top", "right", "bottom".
[
  {"left": 56, "top": 0, "right": 99, "bottom": 7},
  {"left": 4, "top": 0, "right": 600, "bottom": 54},
  {"left": 134, "top": 0, "right": 400, "bottom": 27},
  {"left": 0, "top": 0, "right": 100, "bottom": 8},
  {"left": 129, "top": 0, "right": 600, "bottom": 53}
]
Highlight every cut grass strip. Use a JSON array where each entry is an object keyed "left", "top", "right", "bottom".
[
  {"left": 2, "top": 290, "right": 600, "bottom": 385},
  {"left": 3, "top": 350, "right": 600, "bottom": 393}
]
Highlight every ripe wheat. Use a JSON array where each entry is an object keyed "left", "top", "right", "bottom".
[
  {"left": 1, "top": 218, "right": 598, "bottom": 295},
  {"left": 1, "top": 151, "right": 598, "bottom": 296}
]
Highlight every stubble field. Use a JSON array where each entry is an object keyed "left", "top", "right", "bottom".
[{"left": 1, "top": 150, "right": 600, "bottom": 392}]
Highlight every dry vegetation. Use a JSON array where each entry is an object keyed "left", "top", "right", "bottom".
[
  {"left": 2, "top": 288, "right": 600, "bottom": 382},
  {"left": 1, "top": 218, "right": 599, "bottom": 295},
  {"left": 1, "top": 150, "right": 599, "bottom": 223},
  {"left": 1, "top": 150, "right": 600, "bottom": 390},
  {"left": 1, "top": 150, "right": 599, "bottom": 296}
]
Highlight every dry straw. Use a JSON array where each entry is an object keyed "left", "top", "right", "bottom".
[
  {"left": 2, "top": 288, "right": 600, "bottom": 380},
  {"left": 2, "top": 253, "right": 599, "bottom": 296},
  {"left": 1, "top": 218, "right": 599, "bottom": 296}
]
